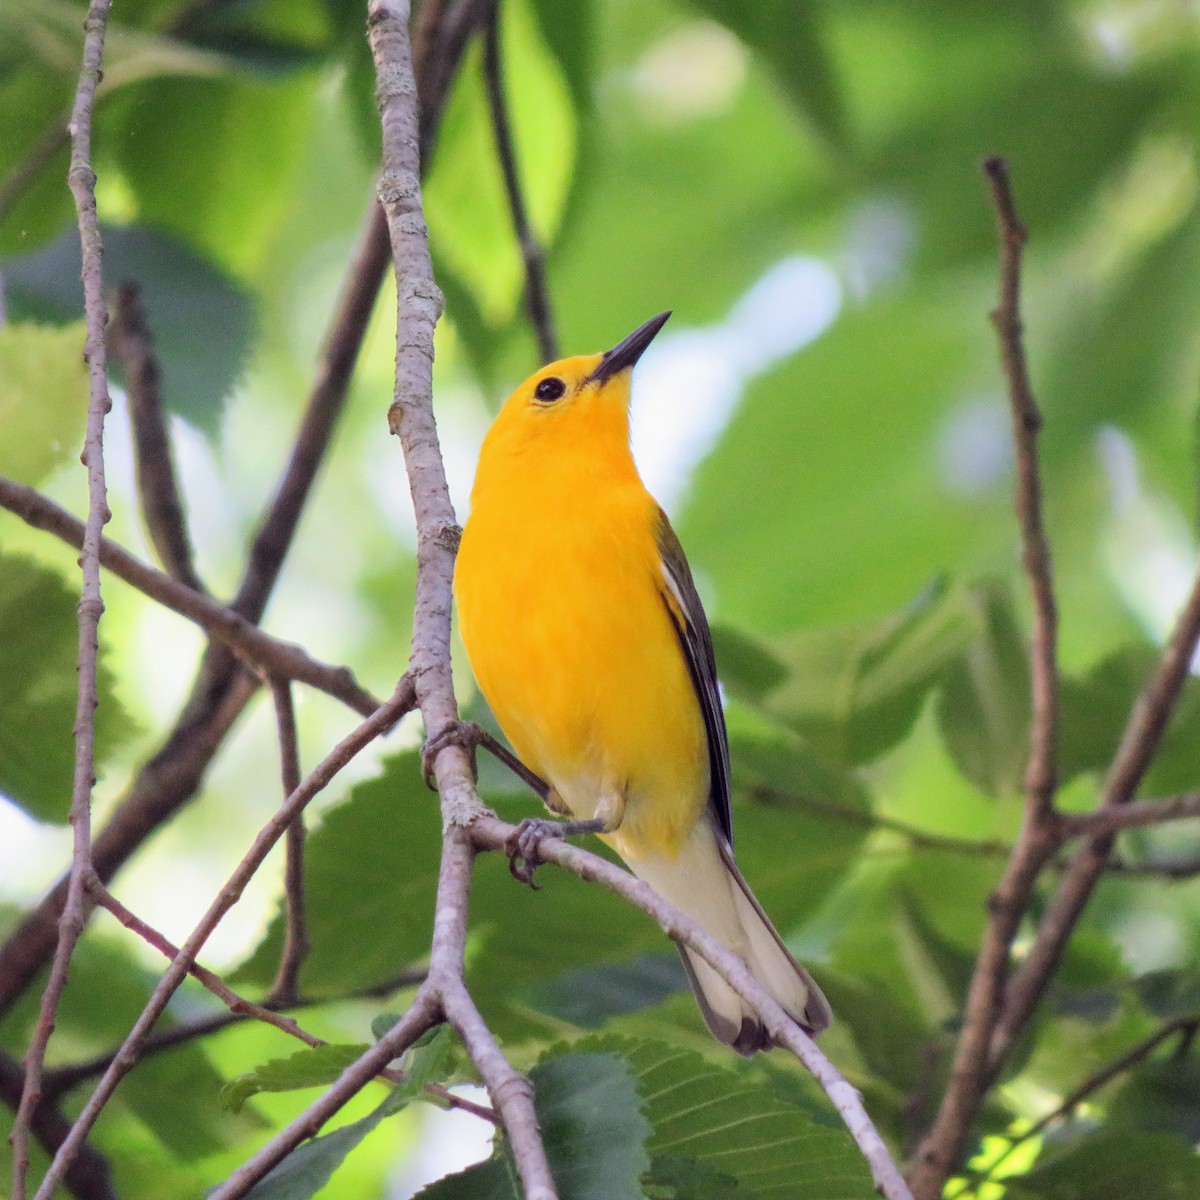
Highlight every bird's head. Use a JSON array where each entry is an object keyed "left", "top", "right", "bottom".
[{"left": 497, "top": 312, "right": 671, "bottom": 424}]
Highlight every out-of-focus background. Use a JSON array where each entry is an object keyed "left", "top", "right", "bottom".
[{"left": 3, "top": 0, "right": 1200, "bottom": 1196}]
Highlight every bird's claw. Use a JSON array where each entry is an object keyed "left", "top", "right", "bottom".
[
  {"left": 504, "top": 818, "right": 566, "bottom": 888},
  {"left": 421, "top": 721, "right": 484, "bottom": 790}
]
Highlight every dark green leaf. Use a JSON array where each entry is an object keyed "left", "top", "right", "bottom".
[
  {"left": 530, "top": 952, "right": 687, "bottom": 1028},
  {"left": 417, "top": 1051, "right": 651, "bottom": 1200},
  {"left": 4, "top": 225, "right": 254, "bottom": 436},
  {"left": 686, "top": 0, "right": 847, "bottom": 150},
  {"left": 711, "top": 625, "right": 789, "bottom": 701},
  {"left": 221, "top": 1044, "right": 370, "bottom": 1114},
  {"left": 578, "top": 1035, "right": 873, "bottom": 1197},
  {"left": 1109, "top": 1057, "right": 1200, "bottom": 1143},
  {"left": 936, "top": 580, "right": 1031, "bottom": 797},
  {"left": 237, "top": 1086, "right": 409, "bottom": 1200}
]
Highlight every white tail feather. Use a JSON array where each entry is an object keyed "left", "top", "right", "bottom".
[{"left": 624, "top": 820, "right": 831, "bottom": 1054}]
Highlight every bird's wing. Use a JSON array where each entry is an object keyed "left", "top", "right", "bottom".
[{"left": 654, "top": 507, "right": 734, "bottom": 846}]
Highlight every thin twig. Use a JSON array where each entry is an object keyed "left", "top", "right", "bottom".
[
  {"left": 0, "top": 475, "right": 381, "bottom": 717},
  {"left": 267, "top": 679, "right": 310, "bottom": 1005},
  {"left": 41, "top": 968, "right": 428, "bottom": 1098},
  {"left": 86, "top": 872, "right": 322, "bottom": 1048},
  {"left": 907, "top": 157, "right": 1062, "bottom": 1200},
  {"left": 12, "top": 7, "right": 113, "bottom": 1198},
  {"left": 28, "top": 679, "right": 415, "bottom": 1200},
  {"left": 952, "top": 1014, "right": 1200, "bottom": 1197},
  {"left": 983, "top": 155, "right": 1059, "bottom": 825},
  {"left": 109, "top": 282, "right": 206, "bottom": 592},
  {"left": 482, "top": 0, "right": 558, "bottom": 362},
  {"left": 1057, "top": 791, "right": 1200, "bottom": 838},
  {"left": 0, "top": 1052, "right": 115, "bottom": 1200},
  {"left": 989, "top": 565, "right": 1200, "bottom": 1070},
  {"left": 207, "top": 994, "right": 442, "bottom": 1200}
]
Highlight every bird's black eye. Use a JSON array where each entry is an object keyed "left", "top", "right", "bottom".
[{"left": 534, "top": 376, "right": 566, "bottom": 402}]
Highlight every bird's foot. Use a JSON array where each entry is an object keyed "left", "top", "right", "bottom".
[
  {"left": 505, "top": 817, "right": 606, "bottom": 887},
  {"left": 422, "top": 720, "right": 485, "bottom": 789},
  {"left": 422, "top": 721, "right": 551, "bottom": 801}
]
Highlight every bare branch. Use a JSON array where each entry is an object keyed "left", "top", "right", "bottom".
[
  {"left": 267, "top": 679, "right": 310, "bottom": 1006},
  {"left": 28, "top": 679, "right": 414, "bottom": 1200},
  {"left": 990, "top": 565, "right": 1200, "bottom": 1070},
  {"left": 12, "top": 6, "right": 113, "bottom": 1196},
  {"left": 907, "top": 157, "right": 1064, "bottom": 1200},
  {"left": 108, "top": 282, "right": 205, "bottom": 592},
  {"left": 86, "top": 872, "right": 322, "bottom": 1048},
  {"left": 483, "top": 0, "right": 558, "bottom": 362},
  {"left": 41, "top": 968, "right": 428, "bottom": 1098},
  {"left": 1058, "top": 791, "right": 1200, "bottom": 839},
  {"left": 0, "top": 476, "right": 382, "bottom": 715},
  {"left": 0, "top": 1052, "right": 115, "bottom": 1200},
  {"left": 984, "top": 154, "right": 1059, "bottom": 821}
]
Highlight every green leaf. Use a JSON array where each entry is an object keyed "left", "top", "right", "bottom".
[
  {"left": 1059, "top": 646, "right": 1200, "bottom": 793},
  {"left": 236, "top": 1086, "right": 410, "bottom": 1200},
  {"left": 685, "top": 0, "right": 847, "bottom": 150},
  {"left": 1008, "top": 1133, "right": 1200, "bottom": 1200},
  {"left": 578, "top": 1035, "right": 873, "bottom": 1197},
  {"left": 4, "top": 225, "right": 254, "bottom": 437},
  {"left": 710, "top": 625, "right": 789, "bottom": 702},
  {"left": 221, "top": 1044, "right": 371, "bottom": 1115},
  {"left": 110, "top": 72, "right": 313, "bottom": 279},
  {"left": 0, "top": 554, "right": 137, "bottom": 821},
  {"left": 760, "top": 580, "right": 981, "bottom": 765},
  {"left": 231, "top": 753, "right": 440, "bottom": 991},
  {"left": 935, "top": 580, "right": 1031, "bottom": 798},
  {"left": 417, "top": 1051, "right": 651, "bottom": 1200},
  {"left": 644, "top": 1153, "right": 746, "bottom": 1198},
  {"left": 0, "top": 321, "right": 87, "bottom": 485},
  {"left": 530, "top": 953, "right": 687, "bottom": 1028}
]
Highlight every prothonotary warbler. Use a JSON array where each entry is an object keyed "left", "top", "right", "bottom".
[{"left": 453, "top": 312, "right": 832, "bottom": 1052}]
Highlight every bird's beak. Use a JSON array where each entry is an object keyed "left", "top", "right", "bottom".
[{"left": 588, "top": 311, "right": 671, "bottom": 386}]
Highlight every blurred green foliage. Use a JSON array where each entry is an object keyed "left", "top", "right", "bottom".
[{"left": 3, "top": 0, "right": 1200, "bottom": 1196}]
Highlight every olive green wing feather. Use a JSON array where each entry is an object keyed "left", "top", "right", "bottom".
[{"left": 655, "top": 507, "right": 733, "bottom": 846}]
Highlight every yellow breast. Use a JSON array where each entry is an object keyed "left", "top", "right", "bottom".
[{"left": 454, "top": 393, "right": 708, "bottom": 861}]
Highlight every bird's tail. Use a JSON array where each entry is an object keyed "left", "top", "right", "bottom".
[{"left": 626, "top": 820, "right": 831, "bottom": 1055}]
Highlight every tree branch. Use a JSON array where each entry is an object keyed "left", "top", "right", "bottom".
[
  {"left": 983, "top": 155, "right": 1060, "bottom": 825},
  {"left": 482, "top": 0, "right": 558, "bottom": 362},
  {"left": 108, "top": 282, "right": 206, "bottom": 592},
  {"left": 907, "top": 157, "right": 1063, "bottom": 1200},
  {"left": 12, "top": 6, "right": 113, "bottom": 1196},
  {"left": 267, "top": 679, "right": 309, "bottom": 1006},
  {"left": 40, "top": 968, "right": 428, "bottom": 1098},
  {"left": 1057, "top": 791, "right": 1200, "bottom": 839},
  {"left": 0, "top": 475, "right": 382, "bottom": 716},
  {"left": 0, "top": 1052, "right": 115, "bottom": 1200},
  {"left": 989, "top": 565, "right": 1200, "bottom": 1070},
  {"left": 953, "top": 1013, "right": 1200, "bottom": 1197},
  {"left": 27, "top": 679, "right": 414, "bottom": 1200},
  {"left": 85, "top": 872, "right": 322, "bottom": 1049}
]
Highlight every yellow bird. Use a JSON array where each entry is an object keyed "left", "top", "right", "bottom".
[{"left": 453, "top": 313, "right": 831, "bottom": 1052}]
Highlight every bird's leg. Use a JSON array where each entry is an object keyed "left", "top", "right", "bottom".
[
  {"left": 421, "top": 720, "right": 551, "bottom": 801},
  {"left": 506, "top": 790, "right": 626, "bottom": 887}
]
